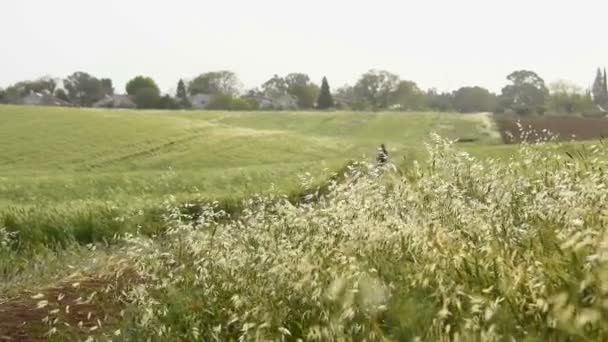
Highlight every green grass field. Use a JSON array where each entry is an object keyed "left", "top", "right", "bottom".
[
  {"left": 0, "top": 105, "right": 509, "bottom": 249},
  {"left": 0, "top": 106, "right": 501, "bottom": 204},
  {"left": 4, "top": 105, "right": 608, "bottom": 340}
]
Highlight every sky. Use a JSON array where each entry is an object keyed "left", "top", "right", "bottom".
[{"left": 1, "top": 0, "right": 608, "bottom": 95}]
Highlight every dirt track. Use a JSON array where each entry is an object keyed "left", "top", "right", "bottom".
[{"left": 0, "top": 276, "right": 128, "bottom": 341}]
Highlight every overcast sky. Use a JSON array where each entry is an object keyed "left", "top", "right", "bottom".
[{"left": 1, "top": 0, "right": 607, "bottom": 94}]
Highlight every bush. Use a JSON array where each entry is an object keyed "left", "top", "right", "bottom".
[{"left": 207, "top": 94, "right": 259, "bottom": 111}]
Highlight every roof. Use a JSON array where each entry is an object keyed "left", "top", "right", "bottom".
[
  {"left": 22, "top": 91, "right": 71, "bottom": 106},
  {"left": 93, "top": 94, "right": 136, "bottom": 108}
]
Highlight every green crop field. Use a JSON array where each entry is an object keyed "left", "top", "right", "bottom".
[
  {"left": 0, "top": 106, "right": 501, "bottom": 205},
  {"left": 0, "top": 105, "right": 509, "bottom": 249},
  {"left": 4, "top": 105, "right": 608, "bottom": 340}
]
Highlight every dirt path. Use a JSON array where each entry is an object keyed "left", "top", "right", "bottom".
[{"left": 0, "top": 274, "right": 132, "bottom": 341}]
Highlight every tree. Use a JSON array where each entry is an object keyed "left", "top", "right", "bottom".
[
  {"left": 175, "top": 79, "right": 190, "bottom": 109},
  {"left": 592, "top": 67, "right": 608, "bottom": 107},
  {"left": 284, "top": 73, "right": 320, "bottom": 109},
  {"left": 261, "top": 73, "right": 321, "bottom": 109},
  {"left": 354, "top": 70, "right": 400, "bottom": 109},
  {"left": 4, "top": 78, "right": 57, "bottom": 100},
  {"left": 54, "top": 88, "right": 69, "bottom": 102},
  {"left": 125, "top": 76, "right": 161, "bottom": 109},
  {"left": 317, "top": 77, "right": 334, "bottom": 109},
  {"left": 157, "top": 95, "right": 180, "bottom": 110},
  {"left": 63, "top": 72, "right": 113, "bottom": 106},
  {"left": 452, "top": 86, "right": 497, "bottom": 113},
  {"left": 133, "top": 87, "right": 161, "bottom": 109},
  {"left": 604, "top": 68, "right": 607, "bottom": 95},
  {"left": 176, "top": 79, "right": 187, "bottom": 100},
  {"left": 101, "top": 78, "right": 114, "bottom": 96},
  {"left": 334, "top": 85, "right": 368, "bottom": 110},
  {"left": 188, "top": 71, "right": 240, "bottom": 96},
  {"left": 426, "top": 89, "right": 454, "bottom": 112},
  {"left": 126, "top": 76, "right": 159, "bottom": 96},
  {"left": 25, "top": 78, "right": 57, "bottom": 94},
  {"left": 391, "top": 80, "right": 426, "bottom": 110},
  {"left": 548, "top": 80, "right": 594, "bottom": 114},
  {"left": 500, "top": 70, "right": 548, "bottom": 115},
  {"left": 262, "top": 74, "right": 289, "bottom": 98},
  {"left": 0, "top": 88, "right": 5, "bottom": 104}
]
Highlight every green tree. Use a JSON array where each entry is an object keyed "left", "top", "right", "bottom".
[
  {"left": 391, "top": 80, "right": 426, "bottom": 110},
  {"left": 54, "top": 88, "right": 69, "bottom": 102},
  {"left": 101, "top": 78, "right": 114, "bottom": 95},
  {"left": 188, "top": 71, "right": 240, "bottom": 96},
  {"left": 592, "top": 67, "right": 608, "bottom": 107},
  {"left": 25, "top": 78, "right": 57, "bottom": 94},
  {"left": 126, "top": 76, "right": 161, "bottom": 109},
  {"left": 548, "top": 80, "right": 594, "bottom": 114},
  {"left": 133, "top": 87, "right": 161, "bottom": 109},
  {"left": 452, "top": 86, "right": 497, "bottom": 113},
  {"left": 63, "top": 72, "right": 113, "bottom": 106},
  {"left": 262, "top": 74, "right": 288, "bottom": 98},
  {"left": 206, "top": 94, "right": 258, "bottom": 111},
  {"left": 175, "top": 79, "right": 191, "bottom": 109},
  {"left": 0, "top": 88, "right": 5, "bottom": 103},
  {"left": 426, "top": 89, "right": 454, "bottom": 112},
  {"left": 284, "top": 73, "right": 320, "bottom": 109},
  {"left": 157, "top": 95, "right": 180, "bottom": 109},
  {"left": 176, "top": 79, "right": 187, "bottom": 100},
  {"left": 126, "top": 76, "right": 160, "bottom": 96},
  {"left": 317, "top": 77, "right": 334, "bottom": 109},
  {"left": 500, "top": 70, "right": 548, "bottom": 115},
  {"left": 354, "top": 70, "right": 400, "bottom": 109}
]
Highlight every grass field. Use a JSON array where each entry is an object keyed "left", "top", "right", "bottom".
[
  {"left": 0, "top": 106, "right": 502, "bottom": 204},
  {"left": 4, "top": 105, "right": 608, "bottom": 340},
  {"left": 0, "top": 105, "right": 506, "bottom": 249}
]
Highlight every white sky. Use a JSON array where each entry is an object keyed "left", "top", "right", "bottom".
[{"left": 1, "top": 0, "right": 607, "bottom": 94}]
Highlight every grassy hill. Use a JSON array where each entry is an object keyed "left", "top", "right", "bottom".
[
  {"left": 0, "top": 105, "right": 501, "bottom": 207},
  {"left": 4, "top": 105, "right": 608, "bottom": 340},
  {"left": 0, "top": 105, "right": 508, "bottom": 249}
]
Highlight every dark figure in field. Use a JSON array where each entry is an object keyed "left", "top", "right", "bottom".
[{"left": 376, "top": 144, "right": 389, "bottom": 165}]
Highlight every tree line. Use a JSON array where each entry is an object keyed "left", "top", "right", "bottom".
[{"left": 1, "top": 68, "right": 607, "bottom": 114}]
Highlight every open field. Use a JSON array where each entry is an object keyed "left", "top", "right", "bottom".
[
  {"left": 4, "top": 105, "right": 608, "bottom": 340},
  {"left": 0, "top": 105, "right": 504, "bottom": 249}
]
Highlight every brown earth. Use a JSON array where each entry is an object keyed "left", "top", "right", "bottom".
[
  {"left": 0, "top": 274, "right": 133, "bottom": 341},
  {"left": 495, "top": 115, "right": 608, "bottom": 144}
]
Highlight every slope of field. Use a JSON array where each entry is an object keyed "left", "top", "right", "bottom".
[
  {"left": 4, "top": 137, "right": 608, "bottom": 340},
  {"left": 4, "top": 106, "right": 608, "bottom": 340},
  {"left": 0, "top": 105, "right": 507, "bottom": 249},
  {"left": 0, "top": 106, "right": 501, "bottom": 206}
]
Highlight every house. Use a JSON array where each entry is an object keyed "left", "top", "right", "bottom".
[
  {"left": 93, "top": 94, "right": 136, "bottom": 109},
  {"left": 269, "top": 94, "right": 298, "bottom": 110},
  {"left": 21, "top": 91, "right": 71, "bottom": 107},
  {"left": 244, "top": 93, "right": 298, "bottom": 110},
  {"left": 188, "top": 94, "right": 213, "bottom": 109}
]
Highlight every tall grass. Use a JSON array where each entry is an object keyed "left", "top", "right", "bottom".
[{"left": 101, "top": 135, "right": 608, "bottom": 341}]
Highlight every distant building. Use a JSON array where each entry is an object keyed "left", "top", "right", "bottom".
[
  {"left": 21, "top": 91, "right": 71, "bottom": 107},
  {"left": 188, "top": 94, "right": 213, "bottom": 109},
  {"left": 93, "top": 94, "right": 136, "bottom": 109},
  {"left": 244, "top": 93, "right": 298, "bottom": 110}
]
